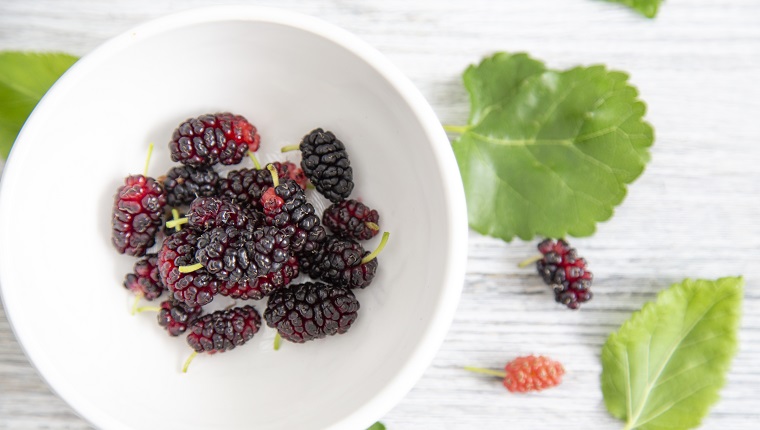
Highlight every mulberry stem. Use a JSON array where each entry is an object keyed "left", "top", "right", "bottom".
[
  {"left": 166, "top": 217, "right": 188, "bottom": 229},
  {"left": 518, "top": 255, "right": 543, "bottom": 268},
  {"left": 182, "top": 351, "right": 198, "bottom": 373},
  {"left": 464, "top": 366, "right": 507, "bottom": 378},
  {"left": 365, "top": 222, "right": 380, "bottom": 231},
  {"left": 179, "top": 263, "right": 203, "bottom": 273},
  {"left": 361, "top": 232, "right": 390, "bottom": 264},
  {"left": 135, "top": 306, "right": 161, "bottom": 313},
  {"left": 170, "top": 209, "right": 183, "bottom": 232},
  {"left": 143, "top": 142, "right": 154, "bottom": 177},
  {"left": 281, "top": 144, "right": 299, "bottom": 152},
  {"left": 248, "top": 152, "right": 262, "bottom": 170},
  {"left": 267, "top": 164, "right": 279, "bottom": 187},
  {"left": 274, "top": 332, "right": 282, "bottom": 351},
  {"left": 130, "top": 294, "right": 142, "bottom": 316}
]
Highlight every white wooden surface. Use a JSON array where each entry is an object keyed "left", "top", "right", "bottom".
[{"left": 1, "top": 0, "right": 759, "bottom": 429}]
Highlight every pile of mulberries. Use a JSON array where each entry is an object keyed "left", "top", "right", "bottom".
[{"left": 110, "top": 114, "right": 388, "bottom": 370}]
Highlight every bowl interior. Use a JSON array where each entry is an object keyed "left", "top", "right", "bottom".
[{"left": 0, "top": 9, "right": 463, "bottom": 430}]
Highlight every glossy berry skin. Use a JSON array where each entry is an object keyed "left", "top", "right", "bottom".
[
  {"left": 260, "top": 179, "right": 326, "bottom": 255},
  {"left": 158, "top": 300, "right": 202, "bottom": 336},
  {"left": 169, "top": 112, "right": 259, "bottom": 167},
  {"left": 123, "top": 254, "right": 164, "bottom": 300},
  {"left": 186, "top": 197, "right": 254, "bottom": 231},
  {"left": 299, "top": 128, "right": 354, "bottom": 203},
  {"left": 157, "top": 229, "right": 219, "bottom": 307},
  {"left": 112, "top": 175, "right": 166, "bottom": 256},
  {"left": 218, "top": 255, "right": 299, "bottom": 300},
  {"left": 195, "top": 225, "right": 291, "bottom": 282},
  {"left": 300, "top": 235, "right": 377, "bottom": 289},
  {"left": 536, "top": 239, "right": 593, "bottom": 310},
  {"left": 280, "top": 161, "right": 308, "bottom": 190},
  {"left": 322, "top": 199, "right": 380, "bottom": 241},
  {"left": 218, "top": 162, "right": 303, "bottom": 210},
  {"left": 264, "top": 282, "right": 359, "bottom": 343},
  {"left": 163, "top": 165, "right": 219, "bottom": 207},
  {"left": 503, "top": 355, "right": 565, "bottom": 393},
  {"left": 186, "top": 305, "right": 261, "bottom": 354}
]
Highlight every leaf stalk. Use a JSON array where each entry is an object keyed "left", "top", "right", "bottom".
[{"left": 443, "top": 124, "right": 469, "bottom": 134}]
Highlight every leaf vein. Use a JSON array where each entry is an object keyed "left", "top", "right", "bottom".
[
  {"left": 471, "top": 142, "right": 531, "bottom": 206},
  {"left": 625, "top": 347, "right": 633, "bottom": 422},
  {"left": 652, "top": 355, "right": 720, "bottom": 389},
  {"left": 633, "top": 383, "right": 715, "bottom": 429},
  {"left": 627, "top": 291, "right": 738, "bottom": 426}
]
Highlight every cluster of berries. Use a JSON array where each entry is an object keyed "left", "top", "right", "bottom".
[
  {"left": 534, "top": 239, "right": 593, "bottom": 309},
  {"left": 111, "top": 113, "right": 387, "bottom": 370}
]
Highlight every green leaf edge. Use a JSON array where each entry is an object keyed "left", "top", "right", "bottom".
[
  {"left": 0, "top": 51, "right": 79, "bottom": 159},
  {"left": 605, "top": 0, "right": 663, "bottom": 19},
  {"left": 601, "top": 276, "right": 744, "bottom": 430},
  {"left": 461, "top": 52, "right": 548, "bottom": 127},
  {"left": 454, "top": 52, "right": 655, "bottom": 242}
]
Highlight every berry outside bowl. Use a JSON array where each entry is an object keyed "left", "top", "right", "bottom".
[{"left": 0, "top": 6, "right": 467, "bottom": 430}]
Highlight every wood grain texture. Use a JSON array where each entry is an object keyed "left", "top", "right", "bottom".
[{"left": 1, "top": 0, "right": 759, "bottom": 429}]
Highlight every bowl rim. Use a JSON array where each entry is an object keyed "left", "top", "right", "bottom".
[{"left": 0, "top": 5, "right": 468, "bottom": 430}]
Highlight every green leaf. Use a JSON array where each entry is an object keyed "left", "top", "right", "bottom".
[
  {"left": 366, "top": 422, "right": 386, "bottom": 430},
  {"left": 605, "top": 0, "right": 664, "bottom": 18},
  {"left": 451, "top": 52, "right": 653, "bottom": 241},
  {"left": 0, "top": 51, "right": 78, "bottom": 159},
  {"left": 463, "top": 53, "right": 547, "bottom": 126},
  {"left": 601, "top": 277, "right": 743, "bottom": 430}
]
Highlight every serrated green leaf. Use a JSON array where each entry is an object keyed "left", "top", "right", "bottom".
[
  {"left": 366, "top": 422, "right": 386, "bottom": 430},
  {"left": 605, "top": 0, "right": 664, "bottom": 18},
  {"left": 451, "top": 52, "right": 653, "bottom": 241},
  {"left": 0, "top": 51, "right": 78, "bottom": 159},
  {"left": 463, "top": 52, "right": 547, "bottom": 126},
  {"left": 601, "top": 277, "right": 743, "bottom": 430}
]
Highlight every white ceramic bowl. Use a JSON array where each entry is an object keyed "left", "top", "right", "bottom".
[{"left": 0, "top": 6, "right": 467, "bottom": 430}]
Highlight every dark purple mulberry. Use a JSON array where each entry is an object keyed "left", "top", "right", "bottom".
[
  {"left": 158, "top": 300, "right": 202, "bottom": 336},
  {"left": 112, "top": 175, "right": 166, "bottom": 256},
  {"left": 162, "top": 165, "right": 219, "bottom": 207},
  {"left": 264, "top": 282, "right": 359, "bottom": 343},
  {"left": 157, "top": 229, "right": 219, "bottom": 307},
  {"left": 536, "top": 239, "right": 593, "bottom": 310},
  {"left": 186, "top": 197, "right": 255, "bottom": 231},
  {"left": 299, "top": 128, "right": 354, "bottom": 203},
  {"left": 217, "top": 162, "right": 302, "bottom": 210},
  {"left": 195, "top": 225, "right": 291, "bottom": 282},
  {"left": 322, "top": 199, "right": 380, "bottom": 241},
  {"left": 186, "top": 305, "right": 261, "bottom": 353},
  {"left": 218, "top": 256, "right": 299, "bottom": 300},
  {"left": 169, "top": 112, "right": 259, "bottom": 167},
  {"left": 123, "top": 254, "right": 164, "bottom": 300},
  {"left": 260, "top": 179, "right": 326, "bottom": 255},
  {"left": 301, "top": 235, "right": 377, "bottom": 289}
]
